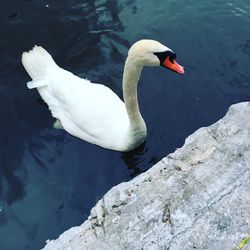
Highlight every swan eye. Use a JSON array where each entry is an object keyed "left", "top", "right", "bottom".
[{"left": 154, "top": 51, "right": 176, "bottom": 65}]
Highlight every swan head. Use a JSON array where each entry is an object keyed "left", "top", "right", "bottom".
[{"left": 128, "top": 39, "right": 184, "bottom": 74}]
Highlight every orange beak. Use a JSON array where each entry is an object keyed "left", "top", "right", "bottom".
[{"left": 162, "top": 57, "right": 185, "bottom": 75}]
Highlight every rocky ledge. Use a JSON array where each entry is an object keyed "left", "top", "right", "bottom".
[{"left": 43, "top": 102, "right": 250, "bottom": 250}]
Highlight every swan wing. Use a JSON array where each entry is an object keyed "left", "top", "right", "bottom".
[{"left": 39, "top": 68, "right": 130, "bottom": 148}]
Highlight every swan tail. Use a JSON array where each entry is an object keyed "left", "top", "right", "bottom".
[{"left": 22, "top": 45, "right": 57, "bottom": 80}]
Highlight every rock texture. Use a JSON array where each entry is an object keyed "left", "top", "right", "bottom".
[{"left": 43, "top": 102, "right": 250, "bottom": 250}]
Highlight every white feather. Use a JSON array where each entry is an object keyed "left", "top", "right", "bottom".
[{"left": 27, "top": 80, "right": 49, "bottom": 89}]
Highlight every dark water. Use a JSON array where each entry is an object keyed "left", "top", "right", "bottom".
[{"left": 0, "top": 0, "right": 250, "bottom": 249}]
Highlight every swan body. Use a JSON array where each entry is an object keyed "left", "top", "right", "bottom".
[{"left": 22, "top": 40, "right": 184, "bottom": 151}]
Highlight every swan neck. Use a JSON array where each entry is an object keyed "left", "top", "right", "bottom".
[{"left": 122, "top": 56, "right": 145, "bottom": 131}]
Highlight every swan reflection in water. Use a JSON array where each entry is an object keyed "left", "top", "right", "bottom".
[{"left": 121, "top": 140, "right": 148, "bottom": 177}]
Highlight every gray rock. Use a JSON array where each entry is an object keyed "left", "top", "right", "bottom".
[{"left": 43, "top": 102, "right": 250, "bottom": 250}]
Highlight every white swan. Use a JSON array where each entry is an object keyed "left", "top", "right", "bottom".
[{"left": 22, "top": 40, "right": 184, "bottom": 152}]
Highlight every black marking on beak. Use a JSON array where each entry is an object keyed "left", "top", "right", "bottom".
[{"left": 154, "top": 51, "right": 176, "bottom": 65}]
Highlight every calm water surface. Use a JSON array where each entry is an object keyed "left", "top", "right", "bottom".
[{"left": 0, "top": 0, "right": 250, "bottom": 249}]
